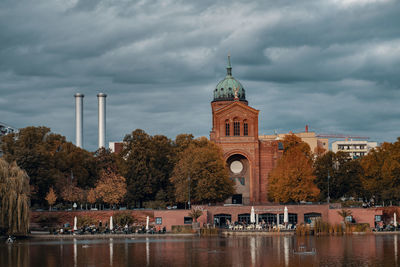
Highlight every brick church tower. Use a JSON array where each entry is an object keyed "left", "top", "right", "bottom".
[{"left": 210, "top": 56, "right": 281, "bottom": 204}]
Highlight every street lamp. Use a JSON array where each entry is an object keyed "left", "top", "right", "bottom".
[
  {"left": 327, "top": 170, "right": 330, "bottom": 204},
  {"left": 188, "top": 176, "right": 191, "bottom": 210}
]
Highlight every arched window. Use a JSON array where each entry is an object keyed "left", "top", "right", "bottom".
[
  {"left": 225, "top": 120, "right": 230, "bottom": 136},
  {"left": 233, "top": 119, "right": 240, "bottom": 136},
  {"left": 243, "top": 120, "right": 248, "bottom": 136}
]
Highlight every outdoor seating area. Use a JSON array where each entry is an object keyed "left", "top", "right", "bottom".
[
  {"left": 226, "top": 222, "right": 296, "bottom": 232},
  {"left": 215, "top": 206, "right": 297, "bottom": 232},
  {"left": 46, "top": 215, "right": 166, "bottom": 236}
]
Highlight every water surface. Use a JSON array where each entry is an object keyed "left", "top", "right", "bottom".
[{"left": 1, "top": 234, "right": 399, "bottom": 266}]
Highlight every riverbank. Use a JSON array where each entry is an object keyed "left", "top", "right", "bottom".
[
  {"left": 221, "top": 230, "right": 295, "bottom": 236},
  {"left": 27, "top": 233, "right": 197, "bottom": 239}
]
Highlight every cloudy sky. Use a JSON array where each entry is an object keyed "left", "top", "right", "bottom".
[{"left": 1, "top": 0, "right": 400, "bottom": 151}]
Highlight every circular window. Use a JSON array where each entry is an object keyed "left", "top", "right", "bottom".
[{"left": 230, "top": 160, "right": 243, "bottom": 174}]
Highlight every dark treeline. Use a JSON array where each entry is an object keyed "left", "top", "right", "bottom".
[{"left": 0, "top": 127, "right": 233, "bottom": 209}]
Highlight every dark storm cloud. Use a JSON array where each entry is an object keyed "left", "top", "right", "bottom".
[{"left": 1, "top": 0, "right": 399, "bottom": 150}]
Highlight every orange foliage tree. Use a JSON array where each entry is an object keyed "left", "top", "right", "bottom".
[
  {"left": 61, "top": 184, "right": 84, "bottom": 204},
  {"left": 95, "top": 169, "right": 127, "bottom": 206},
  {"left": 45, "top": 187, "right": 57, "bottom": 210},
  {"left": 87, "top": 188, "right": 97, "bottom": 207},
  {"left": 268, "top": 134, "right": 319, "bottom": 203}
]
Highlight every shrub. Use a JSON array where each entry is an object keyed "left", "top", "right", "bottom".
[
  {"left": 36, "top": 214, "right": 60, "bottom": 227},
  {"left": 77, "top": 215, "right": 97, "bottom": 228},
  {"left": 114, "top": 211, "right": 136, "bottom": 226},
  {"left": 143, "top": 200, "right": 167, "bottom": 209},
  {"left": 171, "top": 225, "right": 193, "bottom": 233}
]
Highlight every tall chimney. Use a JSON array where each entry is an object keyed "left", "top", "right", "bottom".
[
  {"left": 74, "top": 93, "right": 84, "bottom": 148},
  {"left": 97, "top": 93, "right": 107, "bottom": 149}
]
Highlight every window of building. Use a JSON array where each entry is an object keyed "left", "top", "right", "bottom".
[
  {"left": 225, "top": 122, "right": 230, "bottom": 136},
  {"left": 184, "top": 217, "right": 193, "bottom": 224},
  {"left": 238, "top": 213, "right": 250, "bottom": 224},
  {"left": 155, "top": 217, "right": 162, "bottom": 225},
  {"left": 244, "top": 122, "right": 248, "bottom": 136},
  {"left": 234, "top": 121, "right": 240, "bottom": 136}
]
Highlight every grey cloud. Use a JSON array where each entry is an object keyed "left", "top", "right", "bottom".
[{"left": 1, "top": 0, "right": 399, "bottom": 151}]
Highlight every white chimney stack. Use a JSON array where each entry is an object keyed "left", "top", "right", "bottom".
[
  {"left": 97, "top": 93, "right": 107, "bottom": 149},
  {"left": 74, "top": 93, "right": 84, "bottom": 148}
]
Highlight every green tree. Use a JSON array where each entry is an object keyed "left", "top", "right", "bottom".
[
  {"left": 360, "top": 139, "right": 400, "bottom": 203},
  {"left": 268, "top": 134, "right": 319, "bottom": 203},
  {"left": 0, "top": 159, "right": 30, "bottom": 235},
  {"left": 314, "top": 151, "right": 363, "bottom": 201},
  {"left": 119, "top": 129, "right": 175, "bottom": 207},
  {"left": 1, "top": 126, "right": 98, "bottom": 206},
  {"left": 170, "top": 137, "right": 234, "bottom": 204}
]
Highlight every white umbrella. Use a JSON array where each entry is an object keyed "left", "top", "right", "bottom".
[
  {"left": 250, "top": 206, "right": 256, "bottom": 224},
  {"left": 395, "top": 213, "right": 397, "bottom": 227},
  {"left": 73, "top": 216, "right": 78, "bottom": 231},
  {"left": 110, "top": 216, "right": 113, "bottom": 231},
  {"left": 146, "top": 216, "right": 150, "bottom": 230},
  {"left": 284, "top": 206, "right": 289, "bottom": 224}
]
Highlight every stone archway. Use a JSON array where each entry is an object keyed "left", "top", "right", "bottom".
[{"left": 226, "top": 153, "right": 251, "bottom": 205}]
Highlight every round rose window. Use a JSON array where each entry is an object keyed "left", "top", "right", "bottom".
[{"left": 230, "top": 160, "right": 243, "bottom": 174}]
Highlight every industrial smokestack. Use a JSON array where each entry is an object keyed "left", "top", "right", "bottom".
[
  {"left": 74, "top": 93, "right": 84, "bottom": 148},
  {"left": 97, "top": 93, "right": 107, "bottom": 149}
]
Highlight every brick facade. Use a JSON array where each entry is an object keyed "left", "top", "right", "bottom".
[{"left": 210, "top": 97, "right": 282, "bottom": 204}]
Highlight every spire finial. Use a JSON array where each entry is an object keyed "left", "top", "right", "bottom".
[{"left": 227, "top": 53, "right": 232, "bottom": 76}]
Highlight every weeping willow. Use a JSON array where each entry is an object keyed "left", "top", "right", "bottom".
[{"left": 0, "top": 158, "right": 30, "bottom": 236}]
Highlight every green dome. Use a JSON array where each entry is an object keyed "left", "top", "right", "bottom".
[{"left": 213, "top": 56, "right": 246, "bottom": 102}]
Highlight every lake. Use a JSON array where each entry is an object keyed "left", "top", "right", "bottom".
[{"left": 1, "top": 234, "right": 399, "bottom": 266}]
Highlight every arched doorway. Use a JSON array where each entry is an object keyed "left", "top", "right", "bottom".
[{"left": 226, "top": 154, "right": 250, "bottom": 205}]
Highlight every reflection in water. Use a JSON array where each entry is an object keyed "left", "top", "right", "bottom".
[
  {"left": 250, "top": 236, "right": 256, "bottom": 266},
  {"left": 2, "top": 235, "right": 400, "bottom": 266},
  {"left": 73, "top": 238, "right": 77, "bottom": 267},
  {"left": 146, "top": 237, "right": 150, "bottom": 267},
  {"left": 110, "top": 238, "right": 113, "bottom": 266},
  {"left": 284, "top": 236, "right": 289, "bottom": 267},
  {"left": 395, "top": 234, "right": 398, "bottom": 266}
]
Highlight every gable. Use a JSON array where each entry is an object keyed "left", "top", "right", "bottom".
[{"left": 215, "top": 101, "right": 259, "bottom": 118}]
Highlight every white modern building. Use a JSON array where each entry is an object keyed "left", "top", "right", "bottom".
[{"left": 331, "top": 140, "right": 378, "bottom": 158}]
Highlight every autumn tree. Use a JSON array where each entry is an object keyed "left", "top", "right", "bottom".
[
  {"left": 0, "top": 159, "right": 30, "bottom": 235},
  {"left": 87, "top": 188, "right": 97, "bottom": 208},
  {"left": 45, "top": 187, "right": 57, "bottom": 210},
  {"left": 95, "top": 169, "right": 127, "bottom": 207},
  {"left": 61, "top": 183, "right": 85, "bottom": 210},
  {"left": 170, "top": 137, "right": 234, "bottom": 204},
  {"left": 268, "top": 134, "right": 319, "bottom": 203}
]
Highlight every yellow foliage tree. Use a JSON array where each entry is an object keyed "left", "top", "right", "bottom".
[
  {"left": 45, "top": 187, "right": 57, "bottom": 210},
  {"left": 268, "top": 135, "right": 319, "bottom": 203}
]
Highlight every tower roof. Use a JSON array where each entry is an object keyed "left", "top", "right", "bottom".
[{"left": 213, "top": 55, "right": 246, "bottom": 102}]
